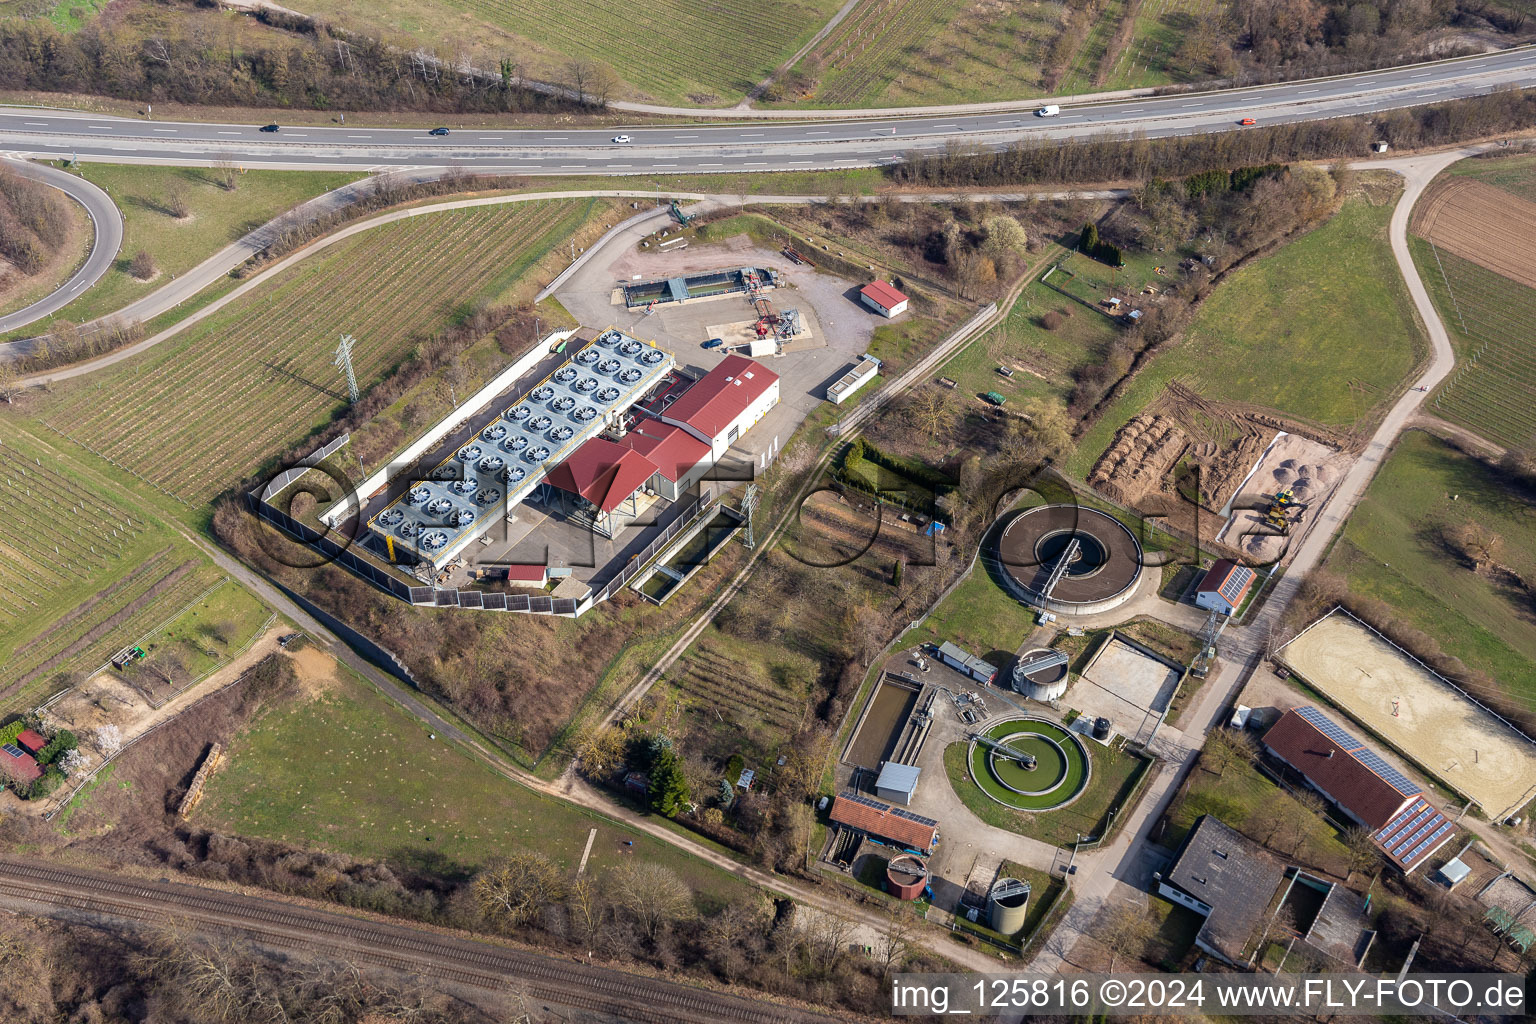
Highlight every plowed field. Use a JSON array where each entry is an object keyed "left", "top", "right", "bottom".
[{"left": 1411, "top": 177, "right": 1536, "bottom": 290}]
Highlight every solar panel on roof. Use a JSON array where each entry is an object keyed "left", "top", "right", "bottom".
[
  {"left": 842, "top": 792, "right": 892, "bottom": 813},
  {"left": 1296, "top": 706, "right": 1364, "bottom": 751},
  {"left": 892, "top": 806, "right": 940, "bottom": 829},
  {"left": 1353, "top": 748, "right": 1421, "bottom": 796},
  {"left": 1, "top": 744, "right": 23, "bottom": 758}
]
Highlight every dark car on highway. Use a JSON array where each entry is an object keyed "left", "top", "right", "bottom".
[
  {"left": 260, "top": 123, "right": 280, "bottom": 132},
  {"left": 429, "top": 127, "right": 450, "bottom": 136}
]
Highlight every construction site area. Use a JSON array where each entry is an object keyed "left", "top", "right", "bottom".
[{"left": 1090, "top": 385, "right": 1353, "bottom": 565}]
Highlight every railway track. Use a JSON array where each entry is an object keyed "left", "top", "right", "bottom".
[{"left": 0, "top": 858, "right": 834, "bottom": 1024}]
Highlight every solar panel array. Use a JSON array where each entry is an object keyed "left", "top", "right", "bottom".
[
  {"left": 1375, "top": 797, "right": 1454, "bottom": 868},
  {"left": 1218, "top": 565, "right": 1254, "bottom": 601},
  {"left": 1, "top": 744, "right": 23, "bottom": 758},
  {"left": 1295, "top": 705, "right": 1361, "bottom": 749},
  {"left": 1295, "top": 705, "right": 1424, "bottom": 798},
  {"left": 1353, "top": 748, "right": 1421, "bottom": 798},
  {"left": 839, "top": 791, "right": 940, "bottom": 829},
  {"left": 368, "top": 329, "right": 674, "bottom": 567},
  {"left": 1294, "top": 705, "right": 1424, "bottom": 798}
]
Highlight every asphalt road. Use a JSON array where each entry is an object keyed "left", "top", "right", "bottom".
[
  {"left": 2, "top": 47, "right": 1533, "bottom": 174},
  {"left": 0, "top": 157, "right": 120, "bottom": 332}
]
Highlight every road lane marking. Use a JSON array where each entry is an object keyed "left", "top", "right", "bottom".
[
  {"left": 543, "top": 135, "right": 568, "bottom": 139},
  {"left": 477, "top": 136, "right": 502, "bottom": 140},
  {"left": 88, "top": 125, "right": 113, "bottom": 129},
  {"left": 700, "top": 162, "right": 722, "bottom": 167},
  {"left": 1410, "top": 72, "right": 1432, "bottom": 78},
  {"left": 673, "top": 134, "right": 697, "bottom": 138},
  {"left": 807, "top": 130, "right": 830, "bottom": 135},
  {"left": 152, "top": 128, "right": 177, "bottom": 133},
  {"left": 24, "top": 121, "right": 48, "bottom": 126},
  {"left": 740, "top": 133, "right": 764, "bottom": 137},
  {"left": 1298, "top": 89, "right": 1318, "bottom": 94},
  {"left": 288, "top": 133, "right": 308, "bottom": 137},
  {"left": 217, "top": 131, "right": 241, "bottom": 135}
]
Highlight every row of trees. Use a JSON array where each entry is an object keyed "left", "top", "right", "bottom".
[
  {"left": 0, "top": 16, "right": 584, "bottom": 114},
  {"left": 0, "top": 165, "right": 71, "bottom": 277},
  {"left": 889, "top": 89, "right": 1536, "bottom": 189}
]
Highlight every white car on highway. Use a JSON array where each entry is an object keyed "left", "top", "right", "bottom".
[
  {"left": 612, "top": 134, "right": 632, "bottom": 144},
  {"left": 1037, "top": 105, "right": 1060, "bottom": 117}
]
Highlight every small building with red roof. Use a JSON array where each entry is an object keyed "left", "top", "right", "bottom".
[
  {"left": 543, "top": 438, "right": 661, "bottom": 538},
  {"left": 1194, "top": 558, "right": 1256, "bottom": 616},
  {"left": 830, "top": 791, "right": 939, "bottom": 853},
  {"left": 659, "top": 354, "right": 779, "bottom": 459},
  {"left": 15, "top": 730, "right": 47, "bottom": 756},
  {"left": 0, "top": 744, "right": 41, "bottom": 785},
  {"left": 859, "top": 280, "right": 909, "bottom": 318},
  {"left": 617, "top": 420, "right": 713, "bottom": 501}
]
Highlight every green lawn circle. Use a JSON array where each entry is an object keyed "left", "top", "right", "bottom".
[{"left": 966, "top": 717, "right": 1091, "bottom": 811}]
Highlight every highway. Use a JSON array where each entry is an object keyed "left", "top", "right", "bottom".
[
  {"left": 2, "top": 47, "right": 1533, "bottom": 173},
  {"left": 0, "top": 157, "right": 120, "bottom": 332}
]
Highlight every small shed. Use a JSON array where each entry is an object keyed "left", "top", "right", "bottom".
[
  {"left": 1437, "top": 857, "right": 1471, "bottom": 890},
  {"left": 875, "top": 762, "right": 921, "bottom": 806},
  {"left": 1196, "top": 559, "right": 1256, "bottom": 615},
  {"left": 15, "top": 730, "right": 47, "bottom": 756}
]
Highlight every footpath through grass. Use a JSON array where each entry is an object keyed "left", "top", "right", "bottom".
[
  {"left": 2, "top": 164, "right": 362, "bottom": 341},
  {"left": 1070, "top": 196, "right": 1425, "bottom": 478},
  {"left": 196, "top": 663, "right": 755, "bottom": 901},
  {"left": 1324, "top": 430, "right": 1536, "bottom": 703}
]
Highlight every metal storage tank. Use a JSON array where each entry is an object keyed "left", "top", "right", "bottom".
[
  {"left": 988, "top": 877, "right": 1031, "bottom": 934},
  {"left": 886, "top": 854, "right": 928, "bottom": 901},
  {"left": 1012, "top": 647, "right": 1070, "bottom": 702}
]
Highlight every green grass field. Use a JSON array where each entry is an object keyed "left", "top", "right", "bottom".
[
  {"left": 1445, "top": 151, "right": 1536, "bottom": 200},
  {"left": 196, "top": 662, "right": 753, "bottom": 900},
  {"left": 299, "top": 0, "right": 842, "bottom": 105},
  {"left": 134, "top": 578, "right": 272, "bottom": 682},
  {"left": 1, "top": 164, "right": 362, "bottom": 342},
  {"left": 1071, "top": 196, "right": 1425, "bottom": 478},
  {"left": 1324, "top": 430, "right": 1536, "bottom": 702},
  {"left": 0, "top": 426, "right": 262, "bottom": 708},
  {"left": 1162, "top": 753, "right": 1350, "bottom": 876},
  {"left": 37, "top": 198, "right": 595, "bottom": 504}
]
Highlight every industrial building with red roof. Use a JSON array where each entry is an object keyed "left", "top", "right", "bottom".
[
  {"left": 617, "top": 420, "right": 713, "bottom": 501},
  {"left": 1261, "top": 705, "right": 1454, "bottom": 872},
  {"left": 543, "top": 438, "right": 661, "bottom": 537},
  {"left": 859, "top": 280, "right": 909, "bottom": 318},
  {"left": 829, "top": 792, "right": 939, "bottom": 852},
  {"left": 659, "top": 354, "right": 780, "bottom": 458}
]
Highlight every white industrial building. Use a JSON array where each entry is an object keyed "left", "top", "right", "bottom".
[
  {"left": 827, "top": 355, "right": 881, "bottom": 404},
  {"left": 859, "top": 280, "right": 909, "bottom": 318},
  {"left": 658, "top": 353, "right": 780, "bottom": 460}
]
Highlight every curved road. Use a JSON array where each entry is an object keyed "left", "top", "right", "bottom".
[
  {"left": 0, "top": 158, "right": 120, "bottom": 333},
  {"left": 2, "top": 47, "right": 1533, "bottom": 174}
]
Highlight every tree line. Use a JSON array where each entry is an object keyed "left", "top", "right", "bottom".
[
  {"left": 889, "top": 88, "right": 1536, "bottom": 189},
  {"left": 0, "top": 12, "right": 583, "bottom": 115}
]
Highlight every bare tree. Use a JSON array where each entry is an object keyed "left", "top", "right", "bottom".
[
  {"left": 1102, "top": 903, "right": 1155, "bottom": 970},
  {"left": 566, "top": 875, "right": 607, "bottom": 952},
  {"left": 801, "top": 906, "right": 857, "bottom": 974},
  {"left": 473, "top": 852, "right": 567, "bottom": 927},
  {"left": 0, "top": 362, "right": 21, "bottom": 405},
  {"left": 876, "top": 901, "right": 918, "bottom": 979},
  {"left": 1201, "top": 727, "right": 1253, "bottom": 776},
  {"left": 212, "top": 159, "right": 239, "bottom": 192},
  {"left": 611, "top": 862, "right": 693, "bottom": 941},
  {"left": 903, "top": 384, "right": 958, "bottom": 443},
  {"left": 163, "top": 184, "right": 190, "bottom": 219},
  {"left": 1343, "top": 825, "right": 1378, "bottom": 876}
]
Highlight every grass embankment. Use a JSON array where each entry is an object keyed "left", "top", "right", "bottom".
[
  {"left": 1, "top": 164, "right": 362, "bottom": 341},
  {"left": 1324, "top": 430, "right": 1536, "bottom": 702},
  {"left": 196, "top": 662, "right": 754, "bottom": 902},
  {"left": 1070, "top": 196, "right": 1425, "bottom": 478},
  {"left": 36, "top": 199, "right": 598, "bottom": 505}
]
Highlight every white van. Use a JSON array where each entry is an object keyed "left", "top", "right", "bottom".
[{"left": 1037, "top": 104, "right": 1060, "bottom": 117}]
